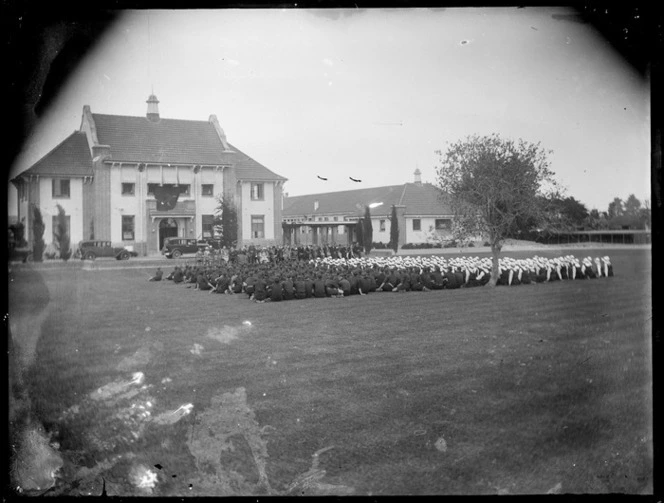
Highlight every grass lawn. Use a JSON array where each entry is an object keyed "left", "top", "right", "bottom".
[{"left": 8, "top": 248, "right": 653, "bottom": 495}]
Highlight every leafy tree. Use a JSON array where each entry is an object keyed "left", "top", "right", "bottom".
[
  {"left": 623, "top": 194, "right": 642, "bottom": 216},
  {"left": 607, "top": 197, "right": 624, "bottom": 219},
  {"left": 54, "top": 204, "right": 71, "bottom": 260},
  {"left": 435, "top": 133, "right": 560, "bottom": 286},
  {"left": 543, "top": 195, "right": 589, "bottom": 231},
  {"left": 213, "top": 195, "right": 238, "bottom": 248},
  {"left": 363, "top": 205, "right": 373, "bottom": 255},
  {"left": 389, "top": 205, "right": 399, "bottom": 253},
  {"left": 32, "top": 205, "right": 45, "bottom": 262}
]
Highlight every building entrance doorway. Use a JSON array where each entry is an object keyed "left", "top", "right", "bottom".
[{"left": 159, "top": 218, "right": 178, "bottom": 250}]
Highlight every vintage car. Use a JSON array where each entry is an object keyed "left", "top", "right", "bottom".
[
  {"left": 8, "top": 246, "right": 33, "bottom": 263},
  {"left": 78, "top": 240, "right": 132, "bottom": 260},
  {"left": 161, "top": 237, "right": 202, "bottom": 259}
]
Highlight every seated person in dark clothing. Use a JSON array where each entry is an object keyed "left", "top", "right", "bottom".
[
  {"left": 338, "top": 276, "right": 351, "bottom": 296},
  {"left": 444, "top": 268, "right": 459, "bottom": 289},
  {"left": 231, "top": 275, "right": 244, "bottom": 294},
  {"left": 454, "top": 268, "right": 465, "bottom": 287},
  {"left": 282, "top": 277, "right": 295, "bottom": 300},
  {"left": 304, "top": 276, "right": 314, "bottom": 298},
  {"left": 213, "top": 274, "right": 230, "bottom": 294},
  {"left": 173, "top": 267, "right": 184, "bottom": 284},
  {"left": 396, "top": 272, "right": 411, "bottom": 292},
  {"left": 431, "top": 267, "right": 446, "bottom": 289},
  {"left": 196, "top": 272, "right": 212, "bottom": 291},
  {"left": 359, "top": 274, "right": 372, "bottom": 295},
  {"left": 294, "top": 277, "right": 307, "bottom": 299},
  {"left": 254, "top": 276, "right": 268, "bottom": 302},
  {"left": 325, "top": 277, "right": 342, "bottom": 297},
  {"left": 313, "top": 275, "right": 327, "bottom": 298},
  {"left": 148, "top": 267, "right": 163, "bottom": 281},
  {"left": 269, "top": 278, "right": 283, "bottom": 302},
  {"left": 244, "top": 274, "right": 257, "bottom": 298}
]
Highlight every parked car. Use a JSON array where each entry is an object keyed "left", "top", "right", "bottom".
[
  {"left": 8, "top": 246, "right": 33, "bottom": 263},
  {"left": 161, "top": 237, "right": 202, "bottom": 258},
  {"left": 79, "top": 240, "right": 132, "bottom": 260}
]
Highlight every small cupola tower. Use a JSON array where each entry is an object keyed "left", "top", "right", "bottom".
[
  {"left": 413, "top": 168, "right": 422, "bottom": 185},
  {"left": 146, "top": 93, "right": 160, "bottom": 122}
]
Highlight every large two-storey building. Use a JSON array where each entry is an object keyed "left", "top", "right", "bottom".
[{"left": 11, "top": 95, "right": 287, "bottom": 255}]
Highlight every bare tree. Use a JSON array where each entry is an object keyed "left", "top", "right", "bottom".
[{"left": 435, "top": 133, "right": 560, "bottom": 286}]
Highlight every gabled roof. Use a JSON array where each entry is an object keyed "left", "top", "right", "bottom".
[
  {"left": 283, "top": 183, "right": 453, "bottom": 218},
  {"left": 17, "top": 131, "right": 93, "bottom": 178},
  {"left": 92, "top": 113, "right": 286, "bottom": 181}
]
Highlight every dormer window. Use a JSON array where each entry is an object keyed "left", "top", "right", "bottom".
[{"left": 314, "top": 200, "right": 319, "bottom": 211}]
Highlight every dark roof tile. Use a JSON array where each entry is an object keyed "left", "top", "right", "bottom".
[
  {"left": 19, "top": 131, "right": 92, "bottom": 178},
  {"left": 92, "top": 113, "right": 285, "bottom": 181},
  {"left": 283, "top": 183, "right": 452, "bottom": 218}
]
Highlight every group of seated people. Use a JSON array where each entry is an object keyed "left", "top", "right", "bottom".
[{"left": 148, "top": 253, "right": 614, "bottom": 303}]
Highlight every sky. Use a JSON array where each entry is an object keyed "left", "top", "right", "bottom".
[{"left": 7, "top": 7, "right": 651, "bottom": 215}]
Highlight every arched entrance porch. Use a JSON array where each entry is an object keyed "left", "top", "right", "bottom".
[{"left": 159, "top": 218, "right": 178, "bottom": 250}]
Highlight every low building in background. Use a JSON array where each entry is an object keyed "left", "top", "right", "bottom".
[{"left": 282, "top": 169, "right": 455, "bottom": 247}]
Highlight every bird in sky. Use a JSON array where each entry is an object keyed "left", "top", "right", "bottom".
[
  {"left": 349, "top": 177, "right": 362, "bottom": 182},
  {"left": 317, "top": 175, "right": 328, "bottom": 181}
]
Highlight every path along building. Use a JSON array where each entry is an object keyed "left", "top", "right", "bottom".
[
  {"left": 11, "top": 95, "right": 287, "bottom": 255},
  {"left": 282, "top": 169, "right": 455, "bottom": 247}
]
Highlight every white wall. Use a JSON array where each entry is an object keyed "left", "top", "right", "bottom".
[
  {"left": 110, "top": 165, "right": 140, "bottom": 244},
  {"left": 39, "top": 177, "right": 84, "bottom": 245},
  {"left": 195, "top": 167, "right": 223, "bottom": 238},
  {"left": 241, "top": 181, "right": 275, "bottom": 241},
  {"left": 406, "top": 217, "right": 449, "bottom": 244},
  {"left": 371, "top": 217, "right": 391, "bottom": 244}
]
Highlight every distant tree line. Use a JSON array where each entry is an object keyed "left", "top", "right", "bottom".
[{"left": 516, "top": 193, "right": 651, "bottom": 239}]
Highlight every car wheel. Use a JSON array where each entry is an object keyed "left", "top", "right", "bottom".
[
  {"left": 119, "top": 251, "right": 130, "bottom": 260},
  {"left": 171, "top": 249, "right": 182, "bottom": 259},
  {"left": 24, "top": 253, "right": 34, "bottom": 263},
  {"left": 84, "top": 252, "right": 96, "bottom": 260}
]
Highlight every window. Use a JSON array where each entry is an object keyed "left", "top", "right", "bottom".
[
  {"left": 251, "top": 215, "right": 265, "bottom": 239},
  {"left": 148, "top": 183, "right": 190, "bottom": 197},
  {"left": 435, "top": 218, "right": 452, "bottom": 231},
  {"left": 122, "top": 183, "right": 135, "bottom": 196},
  {"left": 251, "top": 183, "right": 264, "bottom": 201},
  {"left": 52, "top": 215, "right": 71, "bottom": 243},
  {"left": 202, "top": 214, "right": 215, "bottom": 238},
  {"left": 379, "top": 219, "right": 386, "bottom": 232},
  {"left": 52, "top": 179, "right": 70, "bottom": 198},
  {"left": 122, "top": 215, "right": 135, "bottom": 241},
  {"left": 201, "top": 184, "right": 214, "bottom": 197},
  {"left": 412, "top": 219, "right": 421, "bottom": 231},
  {"left": 333, "top": 216, "right": 338, "bottom": 222}
]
